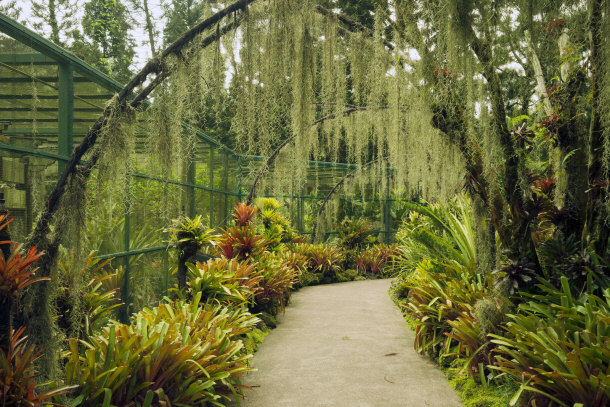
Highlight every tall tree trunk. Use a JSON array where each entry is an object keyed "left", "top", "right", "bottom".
[
  {"left": 48, "top": 0, "right": 60, "bottom": 44},
  {"left": 142, "top": 0, "right": 157, "bottom": 56},
  {"left": 525, "top": 30, "right": 553, "bottom": 117},
  {"left": 464, "top": 24, "right": 522, "bottom": 250},
  {"left": 586, "top": 0, "right": 608, "bottom": 252},
  {"left": 557, "top": 70, "right": 589, "bottom": 238}
]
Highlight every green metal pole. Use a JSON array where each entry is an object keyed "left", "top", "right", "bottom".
[
  {"left": 121, "top": 175, "right": 131, "bottom": 323},
  {"left": 57, "top": 62, "right": 73, "bottom": 175},
  {"left": 223, "top": 152, "right": 229, "bottom": 225},
  {"left": 384, "top": 178, "right": 391, "bottom": 244},
  {"left": 187, "top": 160, "right": 195, "bottom": 218},
  {"left": 162, "top": 181, "right": 169, "bottom": 295},
  {"left": 209, "top": 148, "right": 215, "bottom": 226},
  {"left": 235, "top": 155, "right": 242, "bottom": 203},
  {"left": 297, "top": 197, "right": 303, "bottom": 234}
]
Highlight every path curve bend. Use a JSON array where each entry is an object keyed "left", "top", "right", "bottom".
[{"left": 239, "top": 279, "right": 463, "bottom": 407}]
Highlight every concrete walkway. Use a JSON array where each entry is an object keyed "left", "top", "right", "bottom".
[{"left": 239, "top": 279, "right": 463, "bottom": 407}]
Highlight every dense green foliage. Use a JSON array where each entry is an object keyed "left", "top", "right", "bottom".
[
  {"left": 7, "top": 0, "right": 610, "bottom": 405},
  {"left": 63, "top": 293, "right": 258, "bottom": 406},
  {"left": 392, "top": 197, "right": 610, "bottom": 406}
]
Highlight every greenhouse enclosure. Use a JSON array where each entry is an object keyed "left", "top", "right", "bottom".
[
  {"left": 0, "top": 11, "right": 401, "bottom": 309},
  {"left": 0, "top": 0, "right": 609, "bottom": 406}
]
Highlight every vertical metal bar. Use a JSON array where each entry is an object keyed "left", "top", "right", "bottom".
[
  {"left": 384, "top": 178, "right": 391, "bottom": 244},
  {"left": 162, "top": 181, "right": 169, "bottom": 295},
  {"left": 223, "top": 151, "right": 229, "bottom": 225},
  {"left": 235, "top": 155, "right": 242, "bottom": 203},
  {"left": 209, "top": 147, "right": 215, "bottom": 226},
  {"left": 187, "top": 160, "right": 195, "bottom": 218},
  {"left": 57, "top": 62, "right": 73, "bottom": 175},
  {"left": 297, "top": 197, "right": 303, "bottom": 234},
  {"left": 121, "top": 175, "right": 131, "bottom": 323}
]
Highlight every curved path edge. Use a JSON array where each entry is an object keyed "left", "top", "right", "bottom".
[{"left": 237, "top": 279, "right": 463, "bottom": 407}]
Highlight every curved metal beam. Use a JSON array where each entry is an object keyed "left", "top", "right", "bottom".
[
  {"left": 310, "top": 156, "right": 388, "bottom": 242},
  {"left": 245, "top": 107, "right": 364, "bottom": 204}
]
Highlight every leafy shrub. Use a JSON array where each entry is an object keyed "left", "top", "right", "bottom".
[
  {"left": 393, "top": 196, "right": 477, "bottom": 278},
  {"left": 216, "top": 225, "right": 268, "bottom": 261},
  {"left": 492, "top": 256, "right": 537, "bottom": 296},
  {"left": 490, "top": 277, "right": 610, "bottom": 406},
  {"left": 255, "top": 198, "right": 282, "bottom": 211},
  {"left": 187, "top": 258, "right": 262, "bottom": 305},
  {"left": 254, "top": 199, "right": 300, "bottom": 250},
  {"left": 233, "top": 202, "right": 258, "bottom": 226},
  {"left": 0, "top": 326, "right": 70, "bottom": 406},
  {"left": 252, "top": 254, "right": 298, "bottom": 314},
  {"left": 0, "top": 244, "right": 46, "bottom": 303},
  {"left": 64, "top": 293, "right": 258, "bottom": 406},
  {"left": 291, "top": 243, "right": 344, "bottom": 283},
  {"left": 336, "top": 218, "right": 376, "bottom": 251},
  {"left": 0, "top": 231, "right": 47, "bottom": 350},
  {"left": 355, "top": 244, "right": 397, "bottom": 278},
  {"left": 168, "top": 215, "right": 215, "bottom": 289},
  {"left": 538, "top": 234, "right": 608, "bottom": 295},
  {"left": 404, "top": 263, "right": 488, "bottom": 358},
  {"left": 277, "top": 250, "right": 308, "bottom": 273}
]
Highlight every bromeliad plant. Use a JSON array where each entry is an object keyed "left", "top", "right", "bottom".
[
  {"left": 355, "top": 244, "right": 397, "bottom": 278},
  {"left": 252, "top": 254, "right": 298, "bottom": 314},
  {"left": 490, "top": 277, "right": 610, "bottom": 407},
  {"left": 217, "top": 225, "right": 268, "bottom": 260},
  {"left": 233, "top": 202, "right": 258, "bottom": 226},
  {"left": 292, "top": 243, "right": 344, "bottom": 283},
  {"left": 0, "top": 212, "right": 47, "bottom": 351},
  {"left": 254, "top": 198, "right": 300, "bottom": 251},
  {"left": 0, "top": 326, "right": 71, "bottom": 406},
  {"left": 336, "top": 218, "right": 375, "bottom": 251},
  {"left": 217, "top": 203, "right": 269, "bottom": 261},
  {"left": 64, "top": 293, "right": 259, "bottom": 407},
  {"left": 168, "top": 215, "right": 215, "bottom": 290},
  {"left": 187, "top": 258, "right": 263, "bottom": 305}
]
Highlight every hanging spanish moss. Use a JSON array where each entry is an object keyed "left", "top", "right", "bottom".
[{"left": 95, "top": 96, "right": 136, "bottom": 184}]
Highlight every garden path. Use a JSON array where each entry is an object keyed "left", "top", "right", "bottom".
[{"left": 237, "top": 279, "right": 463, "bottom": 406}]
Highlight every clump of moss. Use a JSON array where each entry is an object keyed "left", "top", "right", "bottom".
[
  {"left": 444, "top": 359, "right": 517, "bottom": 407},
  {"left": 336, "top": 268, "right": 360, "bottom": 282},
  {"left": 243, "top": 327, "right": 270, "bottom": 355},
  {"left": 258, "top": 312, "right": 277, "bottom": 329}
]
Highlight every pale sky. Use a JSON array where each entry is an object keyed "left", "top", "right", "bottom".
[{"left": 9, "top": 0, "right": 167, "bottom": 71}]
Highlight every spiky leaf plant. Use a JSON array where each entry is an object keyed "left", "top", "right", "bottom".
[
  {"left": 56, "top": 249, "right": 122, "bottom": 339},
  {"left": 292, "top": 243, "right": 344, "bottom": 282},
  {"left": 335, "top": 218, "right": 375, "bottom": 251},
  {"left": 253, "top": 254, "right": 298, "bottom": 314},
  {"left": 0, "top": 326, "right": 71, "bottom": 406},
  {"left": 233, "top": 202, "right": 258, "bottom": 226},
  {"left": 490, "top": 277, "right": 610, "bottom": 406},
  {"left": 64, "top": 293, "right": 258, "bottom": 406},
  {"left": 216, "top": 226, "right": 269, "bottom": 261},
  {"left": 0, "top": 240, "right": 46, "bottom": 351},
  {"left": 168, "top": 215, "right": 215, "bottom": 290},
  {"left": 187, "top": 258, "right": 263, "bottom": 305}
]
